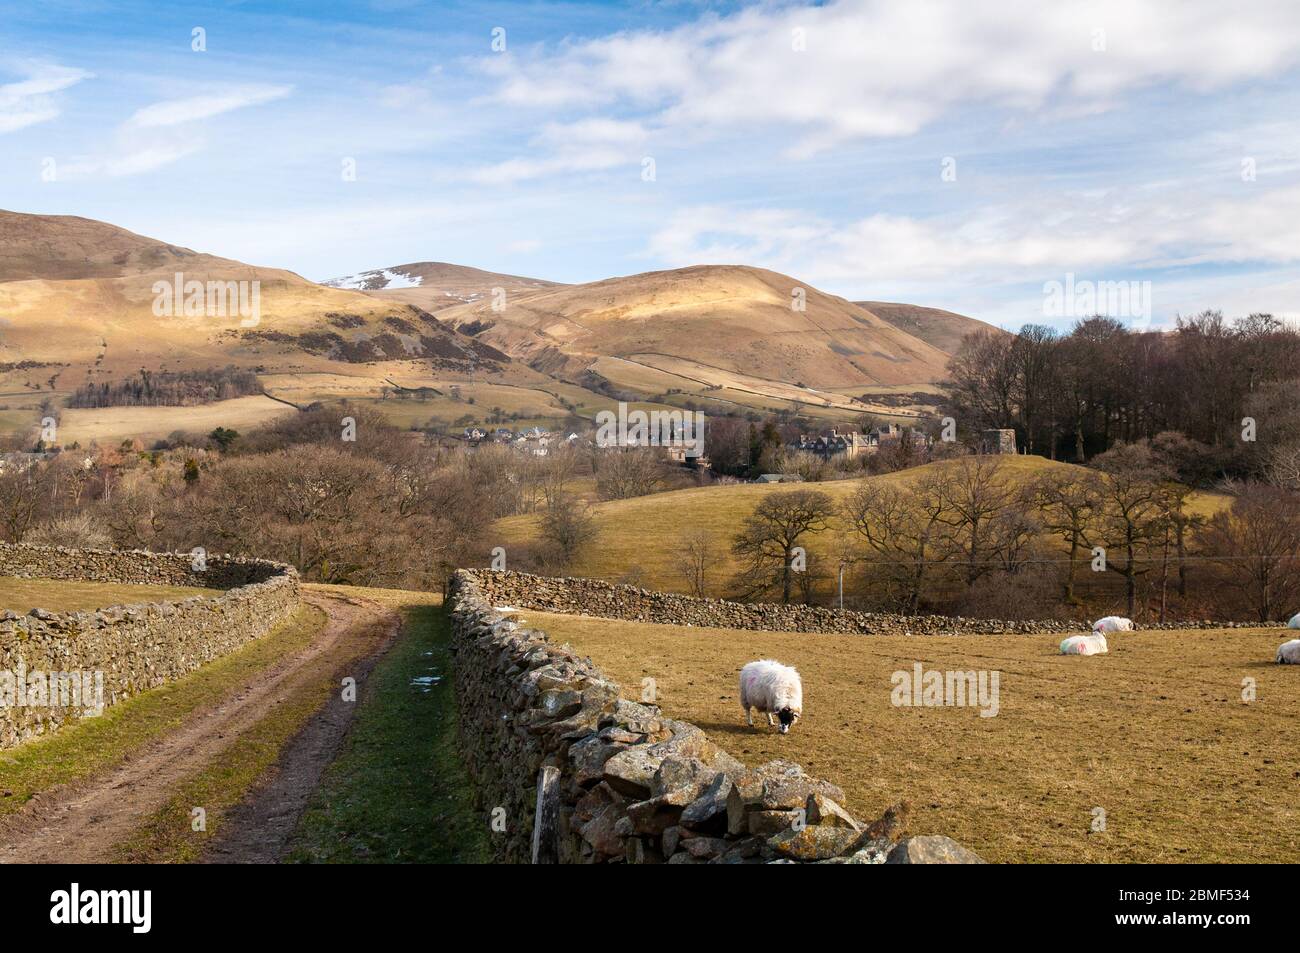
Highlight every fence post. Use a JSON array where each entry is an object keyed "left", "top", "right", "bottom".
[{"left": 531, "top": 764, "right": 561, "bottom": 864}]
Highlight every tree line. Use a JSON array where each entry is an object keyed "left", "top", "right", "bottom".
[
  {"left": 944, "top": 312, "right": 1300, "bottom": 477},
  {"left": 67, "top": 367, "right": 263, "bottom": 408},
  {"left": 714, "top": 445, "right": 1300, "bottom": 623}
]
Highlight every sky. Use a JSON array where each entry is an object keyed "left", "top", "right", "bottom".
[{"left": 2, "top": 0, "right": 1300, "bottom": 328}]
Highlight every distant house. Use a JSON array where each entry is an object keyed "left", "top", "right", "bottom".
[
  {"left": 513, "top": 428, "right": 552, "bottom": 456},
  {"left": 793, "top": 428, "right": 874, "bottom": 460},
  {"left": 791, "top": 425, "right": 931, "bottom": 460},
  {"left": 755, "top": 473, "right": 803, "bottom": 483},
  {"left": 664, "top": 444, "right": 711, "bottom": 469},
  {"left": 979, "top": 429, "right": 1017, "bottom": 454}
]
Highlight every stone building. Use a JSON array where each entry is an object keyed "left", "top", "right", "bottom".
[{"left": 979, "top": 429, "right": 1017, "bottom": 454}]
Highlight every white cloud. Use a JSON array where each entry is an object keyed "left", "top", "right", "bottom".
[
  {"left": 467, "top": 117, "right": 648, "bottom": 185},
  {"left": 0, "top": 61, "right": 92, "bottom": 134},
  {"left": 127, "top": 84, "right": 292, "bottom": 128},
  {"left": 481, "top": 0, "right": 1300, "bottom": 158},
  {"left": 59, "top": 84, "right": 293, "bottom": 179},
  {"left": 647, "top": 185, "right": 1300, "bottom": 302}
]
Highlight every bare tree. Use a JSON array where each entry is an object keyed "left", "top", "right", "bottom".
[
  {"left": 594, "top": 448, "right": 666, "bottom": 500},
  {"left": 674, "top": 529, "right": 715, "bottom": 597},
  {"left": 1263, "top": 442, "right": 1300, "bottom": 491},
  {"left": 842, "top": 475, "right": 952, "bottom": 613},
  {"left": 731, "top": 489, "right": 835, "bottom": 603},
  {"left": 936, "top": 456, "right": 1019, "bottom": 586},
  {"left": 1200, "top": 484, "right": 1300, "bottom": 622},
  {"left": 1087, "top": 443, "right": 1171, "bottom": 617},
  {"left": 537, "top": 493, "right": 598, "bottom": 569},
  {"left": 0, "top": 464, "right": 50, "bottom": 542},
  {"left": 1029, "top": 470, "right": 1104, "bottom": 603}
]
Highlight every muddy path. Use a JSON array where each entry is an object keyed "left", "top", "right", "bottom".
[{"left": 0, "top": 590, "right": 398, "bottom": 864}]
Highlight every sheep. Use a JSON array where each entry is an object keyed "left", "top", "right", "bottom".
[
  {"left": 1277, "top": 639, "right": 1300, "bottom": 664},
  {"left": 739, "top": 659, "right": 803, "bottom": 734},
  {"left": 1092, "top": 616, "right": 1134, "bottom": 634},
  {"left": 1060, "top": 633, "right": 1109, "bottom": 656},
  {"left": 1287, "top": 613, "right": 1300, "bottom": 630}
]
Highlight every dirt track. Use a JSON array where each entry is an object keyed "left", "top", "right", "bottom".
[{"left": 0, "top": 590, "right": 397, "bottom": 864}]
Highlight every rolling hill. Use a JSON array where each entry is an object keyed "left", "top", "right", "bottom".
[
  {"left": 0, "top": 211, "right": 511, "bottom": 385},
  {"left": 0, "top": 210, "right": 987, "bottom": 443},
  {"left": 435, "top": 265, "right": 954, "bottom": 389},
  {"left": 856, "top": 301, "right": 1004, "bottom": 356}
]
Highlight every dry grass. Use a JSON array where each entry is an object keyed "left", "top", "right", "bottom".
[
  {"left": 0, "top": 576, "right": 220, "bottom": 612},
  {"left": 528, "top": 610, "right": 1300, "bottom": 863},
  {"left": 57, "top": 394, "right": 295, "bottom": 445}
]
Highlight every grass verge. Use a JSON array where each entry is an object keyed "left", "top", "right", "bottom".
[{"left": 284, "top": 603, "right": 491, "bottom": 863}]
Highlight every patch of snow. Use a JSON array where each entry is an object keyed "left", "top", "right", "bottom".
[
  {"left": 321, "top": 268, "right": 423, "bottom": 290},
  {"left": 381, "top": 269, "right": 423, "bottom": 289}
]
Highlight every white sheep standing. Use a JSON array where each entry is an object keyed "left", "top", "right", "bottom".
[
  {"left": 1287, "top": 613, "right": 1300, "bottom": 630},
  {"left": 1277, "top": 639, "right": 1300, "bottom": 664},
  {"left": 739, "top": 659, "right": 803, "bottom": 734},
  {"left": 1060, "top": 633, "right": 1109, "bottom": 656},
  {"left": 1092, "top": 616, "right": 1134, "bottom": 633}
]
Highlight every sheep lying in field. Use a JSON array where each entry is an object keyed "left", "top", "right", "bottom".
[
  {"left": 1277, "top": 639, "right": 1300, "bottom": 664},
  {"left": 1092, "top": 616, "right": 1134, "bottom": 634},
  {"left": 1287, "top": 613, "right": 1300, "bottom": 630},
  {"left": 1060, "top": 633, "right": 1109, "bottom": 656},
  {"left": 739, "top": 659, "right": 803, "bottom": 734}
]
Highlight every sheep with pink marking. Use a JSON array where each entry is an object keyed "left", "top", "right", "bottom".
[
  {"left": 1092, "top": 616, "right": 1134, "bottom": 634},
  {"left": 1060, "top": 633, "right": 1109, "bottom": 656}
]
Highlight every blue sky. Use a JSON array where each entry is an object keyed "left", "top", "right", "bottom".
[{"left": 3, "top": 0, "right": 1300, "bottom": 327}]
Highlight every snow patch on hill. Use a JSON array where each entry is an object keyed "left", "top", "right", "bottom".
[{"left": 322, "top": 269, "right": 423, "bottom": 291}]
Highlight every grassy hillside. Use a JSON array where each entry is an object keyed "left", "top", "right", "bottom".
[
  {"left": 0, "top": 211, "right": 509, "bottom": 396},
  {"left": 438, "top": 264, "right": 953, "bottom": 388},
  {"left": 533, "top": 610, "right": 1300, "bottom": 863},
  {"left": 857, "top": 300, "right": 1004, "bottom": 356},
  {"left": 491, "top": 456, "right": 1229, "bottom": 597}
]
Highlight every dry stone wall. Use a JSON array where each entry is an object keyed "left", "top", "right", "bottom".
[
  {"left": 450, "top": 568, "right": 985, "bottom": 864},
  {"left": 470, "top": 570, "right": 1272, "bottom": 635},
  {"left": 0, "top": 542, "right": 300, "bottom": 748}
]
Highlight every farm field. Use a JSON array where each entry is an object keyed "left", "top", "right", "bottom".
[
  {"left": 259, "top": 368, "right": 685, "bottom": 433},
  {"left": 588, "top": 355, "right": 919, "bottom": 423},
  {"left": 56, "top": 394, "right": 295, "bottom": 446},
  {"left": 491, "top": 455, "right": 1230, "bottom": 596},
  {"left": 0, "top": 576, "right": 220, "bottom": 612},
  {"left": 528, "top": 610, "right": 1300, "bottom": 863}
]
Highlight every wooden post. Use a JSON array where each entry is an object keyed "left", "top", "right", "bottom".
[{"left": 531, "top": 765, "right": 561, "bottom": 864}]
